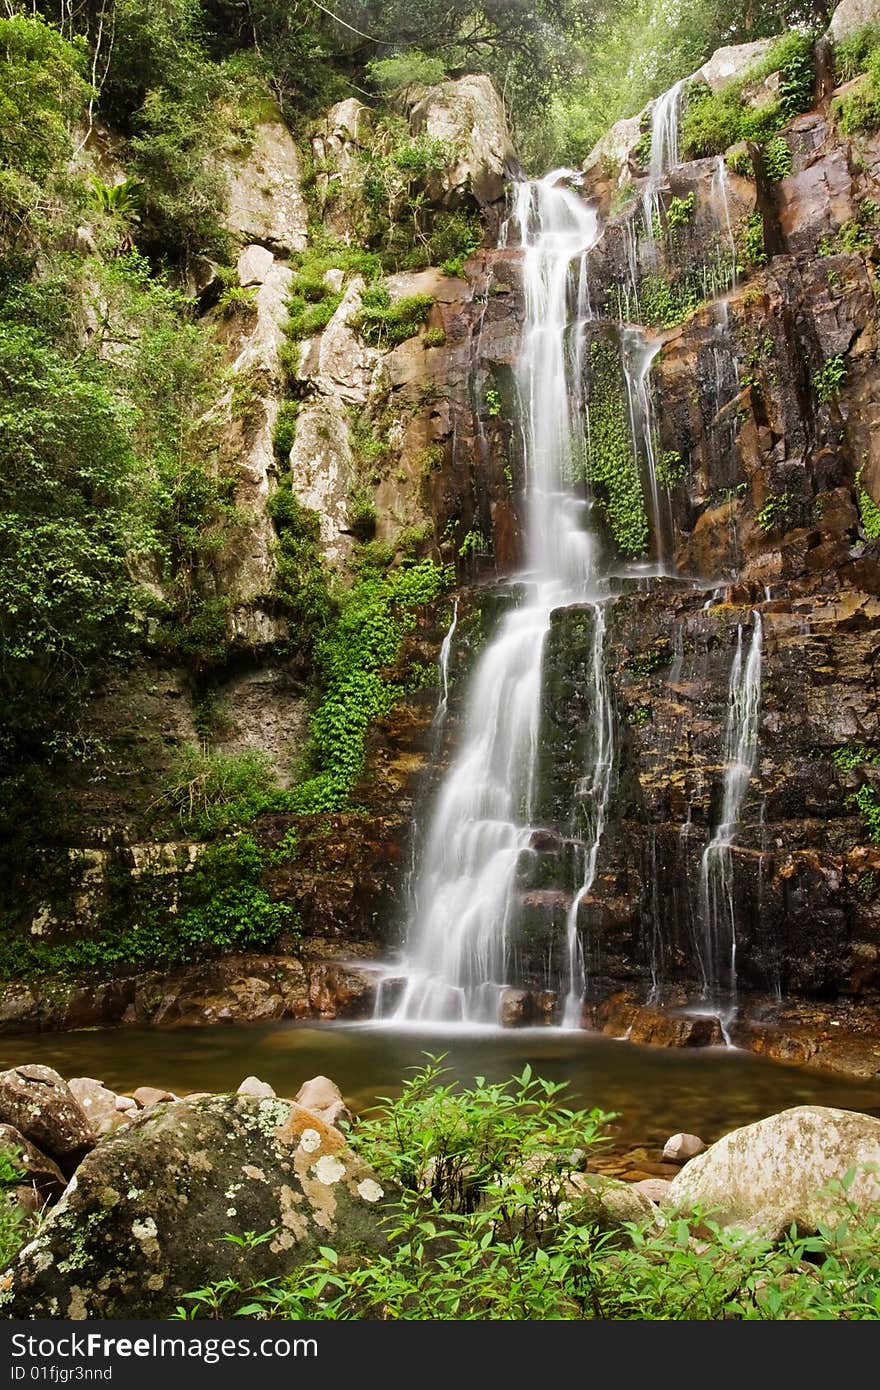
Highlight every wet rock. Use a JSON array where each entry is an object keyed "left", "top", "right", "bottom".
[
  {"left": 2, "top": 1095, "right": 392, "bottom": 1319},
  {"left": 0, "top": 1125, "right": 66, "bottom": 1201},
  {"left": 666, "top": 1105, "right": 880, "bottom": 1236},
  {"left": 67, "top": 1079, "right": 129, "bottom": 1138},
  {"left": 237, "top": 1077, "right": 275, "bottom": 1100},
  {"left": 0, "top": 1066, "right": 93, "bottom": 1175},
  {"left": 662, "top": 1133, "right": 707, "bottom": 1165},
  {"left": 132, "top": 1087, "right": 173, "bottom": 1111},
  {"left": 500, "top": 988, "right": 533, "bottom": 1027}
]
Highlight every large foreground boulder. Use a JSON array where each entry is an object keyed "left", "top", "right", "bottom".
[
  {"left": 666, "top": 1106, "right": 880, "bottom": 1236},
  {"left": 0, "top": 1094, "right": 393, "bottom": 1319},
  {"left": 0, "top": 1066, "right": 93, "bottom": 1175}
]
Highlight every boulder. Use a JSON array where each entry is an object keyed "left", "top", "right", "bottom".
[
  {"left": 0, "top": 1066, "right": 93, "bottom": 1175},
  {"left": 237, "top": 243, "right": 275, "bottom": 287},
  {"left": 1, "top": 1095, "right": 392, "bottom": 1318},
  {"left": 566, "top": 1173, "right": 661, "bottom": 1232},
  {"left": 632, "top": 1178, "right": 674, "bottom": 1204},
  {"left": 407, "top": 74, "right": 515, "bottom": 207},
  {"left": 132, "top": 1087, "right": 173, "bottom": 1111},
  {"left": 828, "top": 0, "right": 880, "bottom": 44},
  {"left": 0, "top": 1125, "right": 66, "bottom": 1200},
  {"left": 666, "top": 1106, "right": 880, "bottom": 1235},
  {"left": 295, "top": 1075, "right": 343, "bottom": 1113},
  {"left": 662, "top": 1133, "right": 707, "bottom": 1164},
  {"left": 500, "top": 988, "right": 532, "bottom": 1027},
  {"left": 67, "top": 1079, "right": 129, "bottom": 1138},
  {"left": 237, "top": 1076, "right": 276, "bottom": 1099}
]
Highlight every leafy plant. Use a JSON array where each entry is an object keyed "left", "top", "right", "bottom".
[
  {"left": 762, "top": 135, "right": 792, "bottom": 181},
  {"left": 813, "top": 354, "right": 847, "bottom": 404},
  {"left": 741, "top": 212, "right": 768, "bottom": 268},
  {"left": 757, "top": 492, "right": 798, "bottom": 534},
  {"left": 353, "top": 284, "right": 434, "bottom": 348},
  {"left": 586, "top": 339, "right": 648, "bottom": 558},
  {"left": 856, "top": 467, "right": 880, "bottom": 540}
]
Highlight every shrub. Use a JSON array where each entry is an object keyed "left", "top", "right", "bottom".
[
  {"left": 856, "top": 467, "right": 880, "bottom": 540},
  {"left": 763, "top": 135, "right": 792, "bottom": 181},
  {"left": 834, "top": 23, "right": 880, "bottom": 83},
  {"left": 158, "top": 745, "right": 291, "bottom": 837},
  {"left": 353, "top": 284, "right": 434, "bottom": 348},
  {"left": 832, "top": 50, "right": 880, "bottom": 132},
  {"left": 813, "top": 354, "right": 847, "bottom": 404}
]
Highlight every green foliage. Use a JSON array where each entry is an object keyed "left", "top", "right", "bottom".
[
  {"left": 0, "top": 1142, "right": 27, "bottom": 1268},
  {"left": 680, "top": 83, "right": 748, "bottom": 159},
  {"left": 587, "top": 340, "right": 649, "bottom": 559},
  {"left": 763, "top": 135, "right": 792, "bottom": 181},
  {"left": 852, "top": 784, "right": 880, "bottom": 840},
  {"left": 665, "top": 193, "right": 695, "bottom": 232},
  {"left": 766, "top": 31, "right": 816, "bottom": 120},
  {"left": 741, "top": 213, "right": 768, "bottom": 268},
  {"left": 681, "top": 37, "right": 812, "bottom": 163},
  {"left": 638, "top": 274, "right": 701, "bottom": 329},
  {"left": 726, "top": 147, "right": 753, "bottom": 178},
  {"left": 484, "top": 387, "right": 502, "bottom": 417},
  {"left": 757, "top": 493, "right": 798, "bottom": 534},
  {"left": 856, "top": 468, "right": 880, "bottom": 541},
  {"left": 833, "top": 23, "right": 880, "bottom": 84},
  {"left": 656, "top": 450, "right": 686, "bottom": 488},
  {"left": 217, "top": 284, "right": 257, "bottom": 319},
  {"left": 178, "top": 1063, "right": 880, "bottom": 1322},
  {"left": 831, "top": 745, "right": 880, "bottom": 773},
  {"left": 813, "top": 354, "right": 847, "bottom": 404},
  {"left": 832, "top": 47, "right": 880, "bottom": 133},
  {"left": 291, "top": 560, "right": 451, "bottom": 812},
  {"left": 458, "top": 530, "right": 488, "bottom": 559},
  {"left": 157, "top": 744, "right": 293, "bottom": 838},
  {"left": 0, "top": 832, "right": 295, "bottom": 982},
  {"left": 267, "top": 477, "right": 333, "bottom": 660},
  {"left": 366, "top": 51, "right": 448, "bottom": 92},
  {"left": 423, "top": 326, "right": 446, "bottom": 347},
  {"left": 353, "top": 284, "right": 434, "bottom": 349},
  {"left": 272, "top": 400, "right": 299, "bottom": 458}
]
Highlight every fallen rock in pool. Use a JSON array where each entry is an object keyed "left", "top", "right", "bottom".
[
  {"left": 67, "top": 1079, "right": 130, "bottom": 1137},
  {"left": 0, "top": 1093, "right": 392, "bottom": 1318},
  {"left": 132, "top": 1086, "right": 174, "bottom": 1110},
  {"left": 0, "top": 1124, "right": 66, "bottom": 1201},
  {"left": 665, "top": 1105, "right": 880, "bottom": 1236},
  {"left": 295, "top": 1075, "right": 352, "bottom": 1129},
  {"left": 0, "top": 1066, "right": 93, "bottom": 1175},
  {"left": 237, "top": 1076, "right": 276, "bottom": 1099},
  {"left": 662, "top": 1133, "right": 706, "bottom": 1165}
]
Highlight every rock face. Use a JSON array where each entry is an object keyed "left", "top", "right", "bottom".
[
  {"left": 408, "top": 74, "right": 516, "bottom": 210},
  {"left": 666, "top": 1106, "right": 880, "bottom": 1235},
  {"left": 224, "top": 120, "right": 308, "bottom": 253},
  {"left": 0, "top": 1125, "right": 66, "bottom": 1200},
  {"left": 0, "top": 1068, "right": 93, "bottom": 1175},
  {"left": 2, "top": 1094, "right": 391, "bottom": 1319}
]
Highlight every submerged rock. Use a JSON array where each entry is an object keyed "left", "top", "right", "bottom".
[
  {"left": 1, "top": 1094, "right": 392, "bottom": 1319},
  {"left": 666, "top": 1105, "right": 880, "bottom": 1236},
  {"left": 0, "top": 1067, "right": 93, "bottom": 1175}
]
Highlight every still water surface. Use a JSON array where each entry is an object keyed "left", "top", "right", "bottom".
[{"left": 2, "top": 1022, "right": 879, "bottom": 1150}]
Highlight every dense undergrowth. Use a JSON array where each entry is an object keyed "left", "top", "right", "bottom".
[{"left": 175, "top": 1062, "right": 880, "bottom": 1321}]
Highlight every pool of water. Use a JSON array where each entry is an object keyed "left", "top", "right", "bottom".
[{"left": 3, "top": 1021, "right": 879, "bottom": 1151}]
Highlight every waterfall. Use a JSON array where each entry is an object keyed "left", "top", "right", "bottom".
[
  {"left": 621, "top": 328, "right": 669, "bottom": 568},
  {"left": 710, "top": 155, "right": 738, "bottom": 284},
  {"left": 432, "top": 597, "right": 458, "bottom": 736},
  {"left": 699, "top": 613, "right": 763, "bottom": 1012},
  {"left": 562, "top": 603, "right": 614, "bottom": 1027},
  {"left": 387, "top": 173, "right": 609, "bottom": 1025},
  {"left": 641, "top": 80, "right": 686, "bottom": 256}
]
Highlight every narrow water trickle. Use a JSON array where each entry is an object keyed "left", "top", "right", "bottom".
[
  {"left": 386, "top": 174, "right": 611, "bottom": 1026},
  {"left": 699, "top": 613, "right": 763, "bottom": 1026}
]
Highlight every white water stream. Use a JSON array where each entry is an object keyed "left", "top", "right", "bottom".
[
  {"left": 388, "top": 175, "right": 611, "bottom": 1024},
  {"left": 699, "top": 614, "right": 763, "bottom": 1014}
]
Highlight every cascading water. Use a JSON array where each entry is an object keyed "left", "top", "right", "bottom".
[
  {"left": 621, "top": 329, "right": 668, "bottom": 568},
  {"left": 388, "top": 174, "right": 610, "bottom": 1025},
  {"left": 641, "top": 79, "right": 685, "bottom": 256},
  {"left": 699, "top": 613, "right": 763, "bottom": 1016}
]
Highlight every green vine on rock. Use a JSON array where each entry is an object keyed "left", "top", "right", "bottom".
[{"left": 586, "top": 339, "right": 649, "bottom": 559}]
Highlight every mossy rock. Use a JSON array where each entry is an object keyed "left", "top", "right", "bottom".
[{"left": 0, "top": 1095, "right": 392, "bottom": 1318}]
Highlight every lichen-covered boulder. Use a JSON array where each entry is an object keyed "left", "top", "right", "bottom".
[
  {"left": 666, "top": 1106, "right": 880, "bottom": 1236},
  {"left": 0, "top": 1067, "right": 93, "bottom": 1175},
  {"left": 0, "top": 1095, "right": 391, "bottom": 1318}
]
